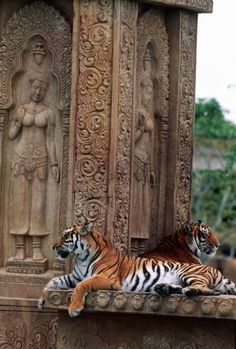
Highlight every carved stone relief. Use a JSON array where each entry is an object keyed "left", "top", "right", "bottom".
[
  {"left": 46, "top": 289, "right": 236, "bottom": 320},
  {"left": 0, "top": 308, "right": 57, "bottom": 349},
  {"left": 130, "top": 8, "right": 169, "bottom": 254},
  {"left": 55, "top": 301, "right": 235, "bottom": 349},
  {"left": 109, "top": 0, "right": 137, "bottom": 253},
  {"left": 74, "top": 0, "right": 113, "bottom": 233},
  {"left": 143, "top": 0, "right": 213, "bottom": 13},
  {"left": 176, "top": 11, "right": 197, "bottom": 225},
  {"left": 0, "top": 1, "right": 71, "bottom": 273}
]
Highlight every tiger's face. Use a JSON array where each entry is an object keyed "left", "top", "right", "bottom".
[
  {"left": 182, "top": 221, "right": 220, "bottom": 257},
  {"left": 53, "top": 222, "right": 95, "bottom": 260}
]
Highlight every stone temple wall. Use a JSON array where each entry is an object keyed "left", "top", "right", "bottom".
[{"left": 2, "top": 1, "right": 234, "bottom": 349}]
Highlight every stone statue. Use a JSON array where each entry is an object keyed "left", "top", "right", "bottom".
[
  {"left": 131, "top": 48, "right": 155, "bottom": 240},
  {"left": 8, "top": 71, "right": 59, "bottom": 261}
]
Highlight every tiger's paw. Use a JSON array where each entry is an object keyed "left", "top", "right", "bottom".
[
  {"left": 154, "top": 283, "right": 172, "bottom": 296},
  {"left": 38, "top": 297, "right": 45, "bottom": 310},
  {"left": 68, "top": 305, "right": 83, "bottom": 318},
  {"left": 154, "top": 283, "right": 183, "bottom": 296},
  {"left": 213, "top": 290, "right": 221, "bottom": 296},
  {"left": 182, "top": 287, "right": 201, "bottom": 297},
  {"left": 183, "top": 287, "right": 215, "bottom": 297}
]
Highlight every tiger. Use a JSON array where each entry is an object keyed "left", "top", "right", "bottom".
[
  {"left": 38, "top": 222, "right": 236, "bottom": 318},
  {"left": 140, "top": 220, "right": 220, "bottom": 264}
]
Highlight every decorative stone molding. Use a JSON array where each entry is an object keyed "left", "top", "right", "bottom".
[
  {"left": 176, "top": 11, "right": 197, "bottom": 224},
  {"left": 0, "top": 110, "right": 6, "bottom": 132},
  {"left": 75, "top": 0, "right": 113, "bottom": 233},
  {"left": 140, "top": 0, "right": 213, "bottom": 13},
  {"left": 29, "top": 317, "right": 57, "bottom": 349},
  {"left": 45, "top": 289, "right": 236, "bottom": 320},
  {"left": 6, "top": 258, "right": 48, "bottom": 274},
  {"left": 111, "top": 0, "right": 137, "bottom": 253}
]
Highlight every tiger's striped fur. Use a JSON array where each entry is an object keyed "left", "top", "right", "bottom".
[
  {"left": 140, "top": 220, "right": 220, "bottom": 264},
  {"left": 38, "top": 223, "right": 235, "bottom": 317}
]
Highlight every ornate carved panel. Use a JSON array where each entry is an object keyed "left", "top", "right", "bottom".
[
  {"left": 0, "top": 304, "right": 57, "bottom": 349},
  {"left": 176, "top": 11, "right": 197, "bottom": 224},
  {"left": 74, "top": 0, "right": 113, "bottom": 233},
  {"left": 55, "top": 298, "right": 235, "bottom": 349},
  {"left": 0, "top": 1, "right": 71, "bottom": 110},
  {"left": 0, "top": 1, "right": 71, "bottom": 273},
  {"left": 46, "top": 289, "right": 236, "bottom": 320},
  {"left": 107, "top": 1, "right": 137, "bottom": 253},
  {"left": 141, "top": 0, "right": 213, "bottom": 13},
  {"left": 130, "top": 8, "right": 169, "bottom": 254}
]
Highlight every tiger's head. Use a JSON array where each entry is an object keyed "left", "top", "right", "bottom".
[
  {"left": 180, "top": 220, "right": 220, "bottom": 259},
  {"left": 53, "top": 222, "right": 99, "bottom": 260}
]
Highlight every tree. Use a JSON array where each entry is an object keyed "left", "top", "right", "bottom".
[
  {"left": 195, "top": 98, "right": 236, "bottom": 139},
  {"left": 192, "top": 98, "right": 236, "bottom": 251}
]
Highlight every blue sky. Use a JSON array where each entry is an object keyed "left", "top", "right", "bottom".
[{"left": 196, "top": 0, "right": 236, "bottom": 123}]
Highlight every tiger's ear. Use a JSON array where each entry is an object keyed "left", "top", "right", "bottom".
[
  {"left": 182, "top": 222, "right": 192, "bottom": 235},
  {"left": 78, "top": 221, "right": 95, "bottom": 236}
]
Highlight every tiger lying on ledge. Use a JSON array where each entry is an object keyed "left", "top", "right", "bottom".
[
  {"left": 38, "top": 222, "right": 235, "bottom": 318},
  {"left": 140, "top": 220, "right": 220, "bottom": 264}
]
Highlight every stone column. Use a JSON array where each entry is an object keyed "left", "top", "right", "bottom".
[{"left": 165, "top": 9, "right": 198, "bottom": 235}]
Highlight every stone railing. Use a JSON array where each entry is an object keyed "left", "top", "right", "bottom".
[{"left": 45, "top": 289, "right": 236, "bottom": 320}]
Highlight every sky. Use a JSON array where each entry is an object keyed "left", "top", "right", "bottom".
[{"left": 196, "top": 0, "right": 236, "bottom": 124}]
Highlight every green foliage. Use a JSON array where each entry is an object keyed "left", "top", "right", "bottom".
[
  {"left": 192, "top": 98, "right": 236, "bottom": 248},
  {"left": 192, "top": 169, "right": 236, "bottom": 245},
  {"left": 195, "top": 98, "right": 236, "bottom": 139}
]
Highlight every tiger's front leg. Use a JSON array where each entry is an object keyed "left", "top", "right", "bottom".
[
  {"left": 68, "top": 275, "right": 120, "bottom": 317},
  {"left": 38, "top": 274, "right": 77, "bottom": 309}
]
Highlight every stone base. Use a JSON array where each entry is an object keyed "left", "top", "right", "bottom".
[
  {"left": 57, "top": 311, "right": 235, "bottom": 349},
  {"left": 0, "top": 268, "right": 54, "bottom": 299},
  {"left": 0, "top": 297, "right": 57, "bottom": 349},
  {"left": 6, "top": 257, "right": 48, "bottom": 274},
  {"left": 44, "top": 290, "right": 236, "bottom": 349}
]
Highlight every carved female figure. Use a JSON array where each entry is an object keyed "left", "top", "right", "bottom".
[
  {"left": 8, "top": 71, "right": 59, "bottom": 261},
  {"left": 132, "top": 48, "right": 155, "bottom": 240}
]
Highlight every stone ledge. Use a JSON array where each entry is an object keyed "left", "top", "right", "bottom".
[
  {"left": 140, "top": 0, "right": 213, "bottom": 13},
  {"left": 45, "top": 289, "right": 236, "bottom": 320},
  {"left": 0, "top": 268, "right": 55, "bottom": 299}
]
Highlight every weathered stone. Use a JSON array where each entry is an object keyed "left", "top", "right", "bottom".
[{"left": 1, "top": 1, "right": 229, "bottom": 349}]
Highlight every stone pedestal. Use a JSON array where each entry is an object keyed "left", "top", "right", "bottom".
[
  {"left": 45, "top": 290, "right": 236, "bottom": 349},
  {"left": 0, "top": 269, "right": 54, "bottom": 299},
  {"left": 6, "top": 258, "right": 48, "bottom": 274}
]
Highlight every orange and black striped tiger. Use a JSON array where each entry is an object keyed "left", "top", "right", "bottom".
[
  {"left": 38, "top": 222, "right": 235, "bottom": 317},
  {"left": 140, "top": 220, "right": 220, "bottom": 264}
]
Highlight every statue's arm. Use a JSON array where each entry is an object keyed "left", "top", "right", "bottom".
[
  {"left": 8, "top": 107, "right": 23, "bottom": 140},
  {"left": 46, "top": 109, "right": 60, "bottom": 181}
]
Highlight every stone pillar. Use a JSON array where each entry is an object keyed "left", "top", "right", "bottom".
[{"left": 165, "top": 9, "right": 198, "bottom": 235}]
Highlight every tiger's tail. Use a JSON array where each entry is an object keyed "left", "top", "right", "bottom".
[{"left": 216, "top": 276, "right": 236, "bottom": 295}]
